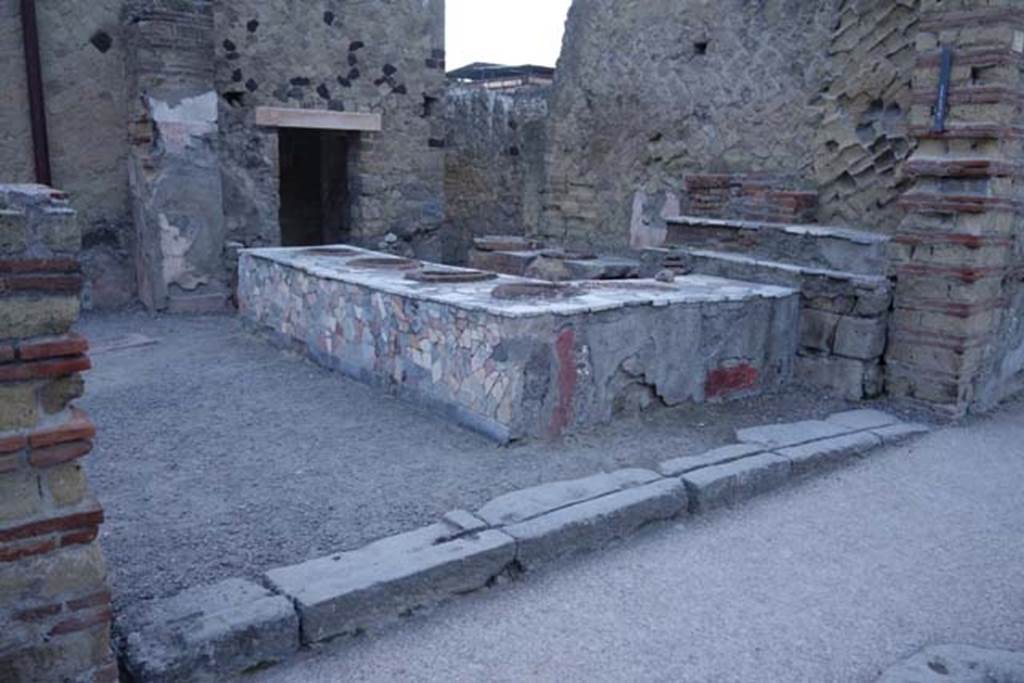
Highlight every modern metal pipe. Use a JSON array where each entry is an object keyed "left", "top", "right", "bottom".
[{"left": 20, "top": 0, "right": 52, "bottom": 186}]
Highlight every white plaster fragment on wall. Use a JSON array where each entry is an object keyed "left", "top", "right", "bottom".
[
  {"left": 149, "top": 91, "right": 218, "bottom": 125},
  {"left": 158, "top": 213, "right": 208, "bottom": 291},
  {"left": 148, "top": 91, "right": 218, "bottom": 154}
]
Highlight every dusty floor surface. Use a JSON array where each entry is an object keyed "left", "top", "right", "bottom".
[
  {"left": 254, "top": 398, "right": 1024, "bottom": 683},
  {"left": 78, "top": 311, "right": 924, "bottom": 612}
]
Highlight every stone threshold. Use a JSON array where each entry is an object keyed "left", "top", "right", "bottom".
[{"left": 117, "top": 409, "right": 930, "bottom": 681}]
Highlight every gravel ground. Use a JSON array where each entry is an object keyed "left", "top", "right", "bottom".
[
  {"left": 78, "top": 311, "right": 924, "bottom": 612},
  {"left": 254, "top": 397, "right": 1024, "bottom": 683}
]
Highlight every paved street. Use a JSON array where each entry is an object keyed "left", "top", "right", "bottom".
[{"left": 256, "top": 399, "right": 1024, "bottom": 682}]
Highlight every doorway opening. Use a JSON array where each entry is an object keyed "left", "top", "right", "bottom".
[{"left": 278, "top": 129, "right": 350, "bottom": 247}]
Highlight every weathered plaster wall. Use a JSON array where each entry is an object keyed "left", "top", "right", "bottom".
[
  {"left": 442, "top": 86, "right": 549, "bottom": 264},
  {"left": 125, "top": 0, "right": 228, "bottom": 313},
  {"left": 213, "top": 0, "right": 447, "bottom": 260},
  {"left": 0, "top": 2, "right": 134, "bottom": 308}
]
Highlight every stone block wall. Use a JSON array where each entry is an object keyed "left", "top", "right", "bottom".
[
  {"left": 887, "top": 2, "right": 1024, "bottom": 413},
  {"left": 796, "top": 284, "right": 892, "bottom": 400},
  {"left": 443, "top": 86, "right": 549, "bottom": 264},
  {"left": 0, "top": 185, "right": 114, "bottom": 682}
]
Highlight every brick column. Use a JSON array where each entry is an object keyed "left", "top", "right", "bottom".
[
  {"left": 124, "top": 0, "right": 229, "bottom": 313},
  {"left": 887, "top": 3, "right": 1024, "bottom": 413},
  {"left": 0, "top": 185, "right": 115, "bottom": 682}
]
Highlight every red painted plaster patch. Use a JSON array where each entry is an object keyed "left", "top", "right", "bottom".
[
  {"left": 548, "top": 328, "right": 577, "bottom": 437},
  {"left": 705, "top": 363, "right": 759, "bottom": 399}
]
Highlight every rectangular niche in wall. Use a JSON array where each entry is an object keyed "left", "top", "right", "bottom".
[{"left": 278, "top": 129, "right": 351, "bottom": 247}]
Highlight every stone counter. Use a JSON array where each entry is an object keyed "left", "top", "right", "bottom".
[{"left": 238, "top": 247, "right": 799, "bottom": 441}]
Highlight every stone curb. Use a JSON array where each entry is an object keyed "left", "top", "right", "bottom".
[
  {"left": 119, "top": 578, "right": 299, "bottom": 682},
  {"left": 119, "top": 409, "right": 931, "bottom": 681}
]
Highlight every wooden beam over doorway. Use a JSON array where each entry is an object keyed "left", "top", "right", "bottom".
[{"left": 254, "top": 107, "right": 382, "bottom": 132}]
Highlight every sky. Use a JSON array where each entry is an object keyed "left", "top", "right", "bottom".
[{"left": 446, "top": 0, "right": 573, "bottom": 70}]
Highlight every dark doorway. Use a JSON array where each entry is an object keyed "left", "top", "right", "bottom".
[{"left": 278, "top": 129, "right": 350, "bottom": 247}]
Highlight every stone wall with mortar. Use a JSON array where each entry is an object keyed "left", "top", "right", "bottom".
[
  {"left": 443, "top": 85, "right": 549, "bottom": 264},
  {"left": 125, "top": 0, "right": 229, "bottom": 313},
  {"left": 1, "top": 0, "right": 445, "bottom": 309},
  {"left": 213, "top": 0, "right": 446, "bottom": 260},
  {"left": 539, "top": 0, "right": 835, "bottom": 252},
  {"left": 539, "top": 0, "right": 923, "bottom": 251},
  {"left": 0, "top": 185, "right": 114, "bottom": 682},
  {"left": 0, "top": 2, "right": 135, "bottom": 309}
]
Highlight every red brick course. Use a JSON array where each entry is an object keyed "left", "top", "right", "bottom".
[
  {"left": 0, "top": 258, "right": 80, "bottom": 274},
  {"left": 29, "top": 439, "right": 93, "bottom": 468},
  {"left": 49, "top": 606, "right": 113, "bottom": 637},
  {"left": 0, "top": 506, "right": 104, "bottom": 544},
  {"left": 28, "top": 408, "right": 96, "bottom": 448},
  {"left": 0, "top": 434, "right": 27, "bottom": 454},
  {"left": 0, "top": 273, "right": 84, "bottom": 294},
  {"left": 0, "top": 538, "right": 58, "bottom": 563},
  {"left": 17, "top": 334, "right": 89, "bottom": 361},
  {"left": 0, "top": 355, "right": 91, "bottom": 382},
  {"left": 60, "top": 526, "right": 100, "bottom": 548},
  {"left": 14, "top": 603, "right": 63, "bottom": 623}
]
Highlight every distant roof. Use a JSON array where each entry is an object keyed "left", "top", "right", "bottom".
[{"left": 447, "top": 62, "right": 555, "bottom": 82}]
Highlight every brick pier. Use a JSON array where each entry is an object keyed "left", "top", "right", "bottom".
[
  {"left": 888, "top": 4, "right": 1024, "bottom": 412},
  {"left": 0, "top": 185, "right": 114, "bottom": 682}
]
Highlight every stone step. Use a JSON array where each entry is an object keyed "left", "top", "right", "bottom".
[
  {"left": 904, "top": 156, "right": 1022, "bottom": 179},
  {"left": 662, "top": 215, "right": 889, "bottom": 275},
  {"left": 166, "top": 289, "right": 232, "bottom": 314},
  {"left": 648, "top": 247, "right": 890, "bottom": 294}
]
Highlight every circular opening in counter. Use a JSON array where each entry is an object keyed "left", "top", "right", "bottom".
[
  {"left": 302, "top": 247, "right": 360, "bottom": 258},
  {"left": 405, "top": 268, "right": 498, "bottom": 284},
  {"left": 491, "top": 282, "right": 583, "bottom": 301}
]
